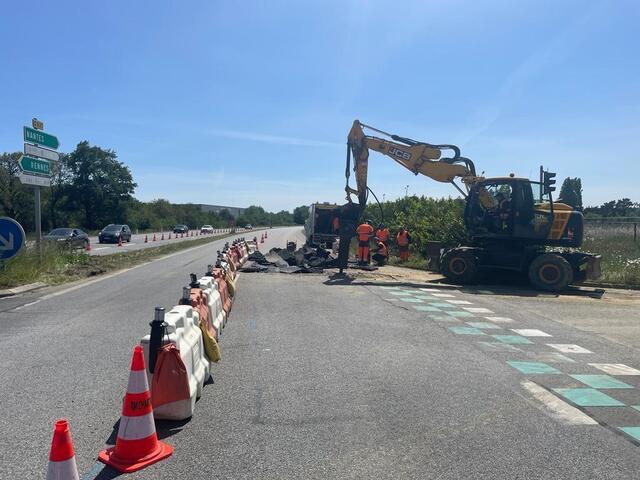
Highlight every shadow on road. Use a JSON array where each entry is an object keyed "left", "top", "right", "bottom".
[{"left": 322, "top": 270, "right": 605, "bottom": 299}]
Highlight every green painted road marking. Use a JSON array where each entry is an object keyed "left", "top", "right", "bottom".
[
  {"left": 389, "top": 291, "right": 411, "bottom": 296},
  {"left": 428, "top": 302, "right": 457, "bottom": 308},
  {"left": 477, "top": 342, "right": 523, "bottom": 352},
  {"left": 448, "top": 326, "right": 485, "bottom": 335},
  {"left": 507, "top": 361, "right": 562, "bottom": 374},
  {"left": 620, "top": 427, "right": 640, "bottom": 441},
  {"left": 414, "top": 305, "right": 441, "bottom": 312},
  {"left": 428, "top": 314, "right": 460, "bottom": 322},
  {"left": 570, "top": 374, "right": 634, "bottom": 389},
  {"left": 446, "top": 311, "right": 475, "bottom": 318},
  {"left": 380, "top": 286, "right": 400, "bottom": 289},
  {"left": 466, "top": 322, "right": 501, "bottom": 329},
  {"left": 554, "top": 388, "right": 625, "bottom": 407},
  {"left": 492, "top": 335, "right": 534, "bottom": 345},
  {"left": 400, "top": 297, "right": 424, "bottom": 303},
  {"left": 632, "top": 406, "right": 640, "bottom": 412},
  {"left": 414, "top": 295, "right": 435, "bottom": 300}
]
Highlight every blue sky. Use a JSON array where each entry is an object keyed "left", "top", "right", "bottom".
[{"left": 1, "top": 0, "right": 638, "bottom": 211}]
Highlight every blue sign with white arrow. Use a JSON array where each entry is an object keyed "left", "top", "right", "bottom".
[{"left": 0, "top": 217, "right": 26, "bottom": 260}]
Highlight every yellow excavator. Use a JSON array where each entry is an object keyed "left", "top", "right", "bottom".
[{"left": 336, "top": 120, "right": 601, "bottom": 291}]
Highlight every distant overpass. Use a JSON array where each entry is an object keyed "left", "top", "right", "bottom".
[{"left": 198, "top": 204, "right": 246, "bottom": 218}]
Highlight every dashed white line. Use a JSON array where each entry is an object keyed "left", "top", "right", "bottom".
[
  {"left": 446, "top": 300, "right": 472, "bottom": 305},
  {"left": 521, "top": 380, "right": 597, "bottom": 425},
  {"left": 485, "top": 316, "right": 514, "bottom": 323},
  {"left": 547, "top": 344, "right": 593, "bottom": 354},
  {"left": 588, "top": 364, "right": 640, "bottom": 376},
  {"left": 464, "top": 307, "right": 494, "bottom": 313},
  {"left": 511, "top": 329, "right": 552, "bottom": 337}
]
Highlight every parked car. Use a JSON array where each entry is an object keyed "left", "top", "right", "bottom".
[
  {"left": 200, "top": 225, "right": 214, "bottom": 234},
  {"left": 43, "top": 228, "right": 90, "bottom": 249},
  {"left": 173, "top": 224, "right": 189, "bottom": 234},
  {"left": 98, "top": 224, "right": 132, "bottom": 243},
  {"left": 244, "top": 224, "right": 253, "bottom": 230}
]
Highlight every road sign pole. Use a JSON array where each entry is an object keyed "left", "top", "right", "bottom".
[{"left": 34, "top": 186, "right": 42, "bottom": 259}]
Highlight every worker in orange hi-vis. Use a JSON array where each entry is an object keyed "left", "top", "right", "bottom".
[
  {"left": 356, "top": 220, "right": 374, "bottom": 264},
  {"left": 396, "top": 226, "right": 411, "bottom": 262},
  {"left": 375, "top": 223, "right": 390, "bottom": 246},
  {"left": 372, "top": 240, "right": 388, "bottom": 266}
]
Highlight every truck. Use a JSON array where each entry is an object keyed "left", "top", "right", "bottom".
[{"left": 304, "top": 202, "right": 341, "bottom": 248}]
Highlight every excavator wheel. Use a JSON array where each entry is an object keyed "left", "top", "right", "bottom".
[
  {"left": 441, "top": 249, "right": 479, "bottom": 284},
  {"left": 528, "top": 253, "right": 573, "bottom": 292}
]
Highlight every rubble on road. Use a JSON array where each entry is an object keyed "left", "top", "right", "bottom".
[{"left": 240, "top": 245, "right": 337, "bottom": 274}]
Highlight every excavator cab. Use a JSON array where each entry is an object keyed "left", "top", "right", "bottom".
[{"left": 465, "top": 176, "right": 583, "bottom": 248}]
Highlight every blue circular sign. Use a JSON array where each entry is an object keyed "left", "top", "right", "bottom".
[{"left": 0, "top": 217, "right": 26, "bottom": 260}]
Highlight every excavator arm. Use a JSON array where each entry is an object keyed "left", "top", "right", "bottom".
[{"left": 345, "top": 120, "right": 478, "bottom": 205}]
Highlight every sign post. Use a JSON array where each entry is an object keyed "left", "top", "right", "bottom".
[{"left": 19, "top": 118, "right": 58, "bottom": 259}]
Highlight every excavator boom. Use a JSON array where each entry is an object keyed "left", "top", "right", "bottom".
[{"left": 345, "top": 120, "right": 479, "bottom": 205}]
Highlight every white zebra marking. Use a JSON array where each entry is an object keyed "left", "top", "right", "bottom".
[
  {"left": 431, "top": 293, "right": 455, "bottom": 298},
  {"left": 511, "top": 329, "right": 552, "bottom": 337},
  {"left": 547, "top": 344, "right": 593, "bottom": 354},
  {"left": 485, "top": 316, "right": 514, "bottom": 323},
  {"left": 588, "top": 364, "right": 640, "bottom": 376},
  {"left": 464, "top": 307, "right": 494, "bottom": 313},
  {"left": 447, "top": 300, "right": 473, "bottom": 305}
]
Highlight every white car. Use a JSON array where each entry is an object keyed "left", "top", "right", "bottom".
[{"left": 200, "top": 225, "right": 214, "bottom": 234}]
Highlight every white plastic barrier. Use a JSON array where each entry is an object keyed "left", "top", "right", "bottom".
[
  {"left": 246, "top": 241, "right": 258, "bottom": 254},
  {"left": 141, "top": 305, "right": 210, "bottom": 420},
  {"left": 198, "top": 276, "right": 226, "bottom": 332}
]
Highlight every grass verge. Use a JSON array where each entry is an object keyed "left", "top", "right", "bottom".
[{"left": 0, "top": 234, "right": 227, "bottom": 289}]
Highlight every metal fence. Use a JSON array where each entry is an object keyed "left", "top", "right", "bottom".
[{"left": 584, "top": 218, "right": 639, "bottom": 243}]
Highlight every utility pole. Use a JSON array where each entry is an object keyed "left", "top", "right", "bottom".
[{"left": 404, "top": 185, "right": 409, "bottom": 197}]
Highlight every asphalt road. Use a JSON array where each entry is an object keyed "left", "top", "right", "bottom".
[
  {"left": 2, "top": 226, "right": 640, "bottom": 479},
  {"left": 88, "top": 228, "right": 253, "bottom": 256}
]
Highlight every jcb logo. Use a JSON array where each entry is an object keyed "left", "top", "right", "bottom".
[{"left": 389, "top": 147, "right": 411, "bottom": 161}]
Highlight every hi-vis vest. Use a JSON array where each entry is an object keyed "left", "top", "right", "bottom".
[
  {"left": 396, "top": 231, "right": 409, "bottom": 247},
  {"left": 356, "top": 224, "right": 373, "bottom": 242}
]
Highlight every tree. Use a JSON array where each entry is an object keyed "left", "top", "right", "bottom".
[
  {"left": 293, "top": 205, "right": 310, "bottom": 225},
  {"left": 0, "top": 152, "right": 34, "bottom": 229},
  {"left": 558, "top": 177, "right": 583, "bottom": 209},
  {"left": 65, "top": 141, "right": 137, "bottom": 229}
]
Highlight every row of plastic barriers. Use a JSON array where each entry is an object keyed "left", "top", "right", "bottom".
[
  {"left": 140, "top": 236, "right": 252, "bottom": 421},
  {"left": 45, "top": 235, "right": 260, "bottom": 478}
]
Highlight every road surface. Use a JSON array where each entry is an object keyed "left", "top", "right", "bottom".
[
  {"left": 87, "top": 228, "right": 253, "bottom": 256},
  {"left": 2, "top": 226, "right": 640, "bottom": 479}
]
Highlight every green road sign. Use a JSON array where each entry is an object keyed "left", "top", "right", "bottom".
[
  {"left": 19, "top": 155, "right": 50, "bottom": 176},
  {"left": 23, "top": 126, "right": 59, "bottom": 149}
]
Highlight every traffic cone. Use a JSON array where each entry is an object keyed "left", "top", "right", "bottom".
[
  {"left": 98, "top": 345, "right": 173, "bottom": 473},
  {"left": 144, "top": 234, "right": 148, "bottom": 243},
  {"left": 46, "top": 419, "right": 79, "bottom": 480},
  {"left": 265, "top": 231, "right": 268, "bottom": 238},
  {"left": 181, "top": 233, "right": 184, "bottom": 238},
  {"left": 118, "top": 237, "right": 123, "bottom": 247},
  {"left": 161, "top": 233, "right": 165, "bottom": 241},
  {"left": 191, "top": 231, "right": 193, "bottom": 237},
  {"left": 85, "top": 240, "right": 92, "bottom": 252},
  {"left": 153, "top": 234, "right": 156, "bottom": 242},
  {"left": 260, "top": 234, "right": 264, "bottom": 243},
  {"left": 168, "top": 232, "right": 172, "bottom": 240}
]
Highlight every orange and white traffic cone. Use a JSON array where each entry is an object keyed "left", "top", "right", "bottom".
[
  {"left": 85, "top": 240, "right": 92, "bottom": 252},
  {"left": 46, "top": 419, "right": 79, "bottom": 480},
  {"left": 190, "top": 231, "right": 193, "bottom": 237},
  {"left": 181, "top": 233, "right": 184, "bottom": 238},
  {"left": 260, "top": 234, "right": 264, "bottom": 244},
  {"left": 118, "top": 237, "right": 123, "bottom": 247},
  {"left": 144, "top": 235, "right": 148, "bottom": 243},
  {"left": 161, "top": 233, "right": 165, "bottom": 241},
  {"left": 152, "top": 234, "right": 156, "bottom": 242},
  {"left": 168, "top": 232, "right": 172, "bottom": 240},
  {"left": 265, "top": 231, "right": 267, "bottom": 238},
  {"left": 98, "top": 345, "right": 173, "bottom": 473}
]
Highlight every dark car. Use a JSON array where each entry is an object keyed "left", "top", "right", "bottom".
[
  {"left": 98, "top": 224, "right": 132, "bottom": 243},
  {"left": 173, "top": 224, "right": 189, "bottom": 234},
  {"left": 43, "top": 228, "right": 90, "bottom": 249}
]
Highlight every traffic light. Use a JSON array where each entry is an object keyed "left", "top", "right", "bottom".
[{"left": 543, "top": 170, "right": 556, "bottom": 195}]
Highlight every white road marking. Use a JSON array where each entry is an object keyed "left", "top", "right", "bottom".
[
  {"left": 12, "top": 299, "right": 41, "bottom": 311},
  {"left": 521, "top": 380, "right": 597, "bottom": 425},
  {"left": 419, "top": 288, "right": 441, "bottom": 292},
  {"left": 431, "top": 293, "right": 455, "bottom": 298},
  {"left": 446, "top": 300, "right": 472, "bottom": 305},
  {"left": 464, "top": 307, "right": 494, "bottom": 313},
  {"left": 511, "top": 329, "right": 552, "bottom": 337},
  {"left": 547, "top": 344, "right": 593, "bottom": 354},
  {"left": 588, "top": 363, "right": 640, "bottom": 376},
  {"left": 485, "top": 316, "right": 514, "bottom": 323}
]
